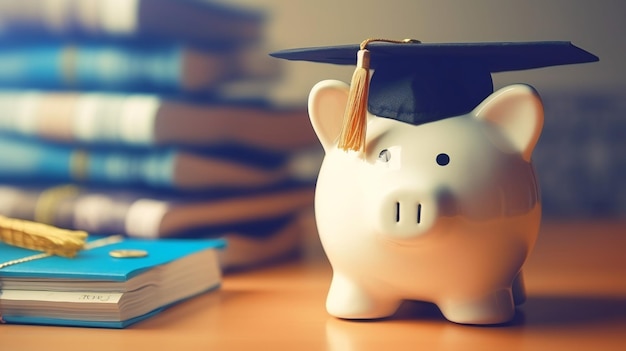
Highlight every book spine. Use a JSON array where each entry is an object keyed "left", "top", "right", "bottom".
[
  {"left": 0, "top": 184, "right": 167, "bottom": 238},
  {"left": 69, "top": 193, "right": 169, "bottom": 238},
  {"left": 74, "top": 94, "right": 160, "bottom": 145},
  {"left": 84, "top": 148, "right": 176, "bottom": 187},
  {"left": 0, "top": 136, "right": 176, "bottom": 187},
  {"left": 0, "top": 0, "right": 140, "bottom": 36},
  {"left": 0, "top": 44, "right": 183, "bottom": 91},
  {"left": 0, "top": 92, "right": 160, "bottom": 146},
  {"left": 0, "top": 0, "right": 264, "bottom": 45}
]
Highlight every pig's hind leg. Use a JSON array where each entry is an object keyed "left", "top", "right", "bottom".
[
  {"left": 437, "top": 288, "right": 516, "bottom": 325},
  {"left": 512, "top": 270, "right": 526, "bottom": 305},
  {"left": 326, "top": 272, "right": 401, "bottom": 319}
]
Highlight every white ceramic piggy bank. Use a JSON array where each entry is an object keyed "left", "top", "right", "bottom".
[{"left": 308, "top": 80, "right": 543, "bottom": 325}]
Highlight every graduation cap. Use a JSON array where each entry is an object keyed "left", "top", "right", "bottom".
[{"left": 270, "top": 39, "right": 598, "bottom": 152}]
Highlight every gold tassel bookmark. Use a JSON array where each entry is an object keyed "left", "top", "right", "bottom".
[
  {"left": 0, "top": 216, "right": 88, "bottom": 258},
  {"left": 337, "top": 38, "right": 421, "bottom": 154}
]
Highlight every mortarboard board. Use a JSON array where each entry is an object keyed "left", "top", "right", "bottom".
[{"left": 270, "top": 39, "right": 598, "bottom": 152}]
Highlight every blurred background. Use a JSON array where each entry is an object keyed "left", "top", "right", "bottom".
[
  {"left": 0, "top": 0, "right": 622, "bottom": 272},
  {"left": 232, "top": 0, "right": 626, "bottom": 218}
]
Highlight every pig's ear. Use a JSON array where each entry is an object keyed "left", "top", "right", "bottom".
[
  {"left": 473, "top": 84, "right": 544, "bottom": 162},
  {"left": 308, "top": 79, "right": 350, "bottom": 152}
]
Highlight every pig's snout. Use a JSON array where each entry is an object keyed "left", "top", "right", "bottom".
[{"left": 377, "top": 188, "right": 438, "bottom": 241}]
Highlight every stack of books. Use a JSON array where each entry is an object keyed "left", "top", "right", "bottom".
[{"left": 0, "top": 0, "right": 320, "bottom": 270}]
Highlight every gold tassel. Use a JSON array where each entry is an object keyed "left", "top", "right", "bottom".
[
  {"left": 0, "top": 215, "right": 88, "bottom": 258},
  {"left": 338, "top": 47, "right": 371, "bottom": 153},
  {"left": 337, "top": 38, "right": 421, "bottom": 153}
]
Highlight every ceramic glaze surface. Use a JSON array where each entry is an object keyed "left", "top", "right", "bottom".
[{"left": 308, "top": 80, "right": 543, "bottom": 325}]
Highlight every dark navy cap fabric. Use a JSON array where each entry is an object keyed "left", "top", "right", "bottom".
[{"left": 270, "top": 41, "right": 598, "bottom": 125}]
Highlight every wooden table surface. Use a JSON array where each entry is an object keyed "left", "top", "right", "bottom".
[{"left": 2, "top": 219, "right": 625, "bottom": 351}]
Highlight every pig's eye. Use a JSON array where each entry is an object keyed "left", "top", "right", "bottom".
[
  {"left": 378, "top": 149, "right": 391, "bottom": 162},
  {"left": 436, "top": 153, "right": 450, "bottom": 166}
]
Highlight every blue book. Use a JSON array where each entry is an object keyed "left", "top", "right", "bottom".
[
  {"left": 0, "top": 41, "right": 277, "bottom": 93},
  {"left": 0, "top": 135, "right": 307, "bottom": 190},
  {"left": 0, "top": 235, "right": 226, "bottom": 328},
  {"left": 0, "top": 91, "right": 313, "bottom": 151},
  {"left": 0, "top": 0, "right": 264, "bottom": 47},
  {"left": 0, "top": 182, "right": 315, "bottom": 239}
]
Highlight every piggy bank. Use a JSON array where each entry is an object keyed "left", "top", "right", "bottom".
[{"left": 308, "top": 80, "right": 543, "bottom": 325}]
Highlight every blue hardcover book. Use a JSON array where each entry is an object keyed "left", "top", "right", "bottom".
[
  {"left": 0, "top": 135, "right": 308, "bottom": 190},
  {"left": 0, "top": 43, "right": 183, "bottom": 92},
  {"left": 0, "top": 236, "right": 226, "bottom": 328},
  {"left": 0, "top": 0, "right": 264, "bottom": 47},
  {"left": 0, "top": 91, "right": 311, "bottom": 151},
  {"left": 0, "top": 41, "right": 276, "bottom": 93}
]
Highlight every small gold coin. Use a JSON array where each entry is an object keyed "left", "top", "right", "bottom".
[{"left": 109, "top": 249, "right": 148, "bottom": 258}]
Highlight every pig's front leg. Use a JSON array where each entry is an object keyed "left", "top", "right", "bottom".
[
  {"left": 437, "top": 288, "right": 516, "bottom": 325},
  {"left": 326, "top": 272, "right": 401, "bottom": 319}
]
